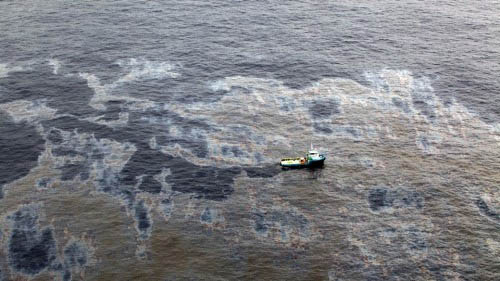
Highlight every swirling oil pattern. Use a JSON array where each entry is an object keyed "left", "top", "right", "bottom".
[{"left": 0, "top": 1, "right": 499, "bottom": 280}]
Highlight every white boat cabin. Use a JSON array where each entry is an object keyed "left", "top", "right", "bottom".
[{"left": 308, "top": 150, "right": 321, "bottom": 160}]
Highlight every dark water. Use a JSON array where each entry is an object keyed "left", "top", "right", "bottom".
[{"left": 1, "top": 1, "right": 499, "bottom": 280}]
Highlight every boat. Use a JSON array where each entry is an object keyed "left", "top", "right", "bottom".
[{"left": 280, "top": 149, "right": 326, "bottom": 169}]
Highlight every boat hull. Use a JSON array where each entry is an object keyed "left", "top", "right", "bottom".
[{"left": 307, "top": 158, "right": 325, "bottom": 167}]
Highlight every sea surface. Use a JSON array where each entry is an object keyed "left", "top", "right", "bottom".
[{"left": 0, "top": 0, "right": 499, "bottom": 280}]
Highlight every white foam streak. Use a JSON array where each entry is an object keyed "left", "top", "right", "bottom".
[
  {"left": 79, "top": 72, "right": 155, "bottom": 112},
  {"left": 0, "top": 100, "right": 57, "bottom": 123},
  {"left": 79, "top": 73, "right": 108, "bottom": 111},
  {"left": 115, "top": 58, "right": 179, "bottom": 85},
  {"left": 79, "top": 58, "right": 178, "bottom": 112},
  {"left": 48, "top": 59, "right": 61, "bottom": 75},
  {"left": 0, "top": 63, "right": 8, "bottom": 78},
  {"left": 0, "top": 63, "right": 24, "bottom": 78}
]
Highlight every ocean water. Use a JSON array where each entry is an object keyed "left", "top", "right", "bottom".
[{"left": 0, "top": 0, "right": 499, "bottom": 280}]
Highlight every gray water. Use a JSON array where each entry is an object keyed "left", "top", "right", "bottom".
[{"left": 0, "top": 1, "right": 499, "bottom": 280}]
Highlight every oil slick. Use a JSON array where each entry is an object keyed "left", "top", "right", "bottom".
[
  {"left": 0, "top": 61, "right": 499, "bottom": 280},
  {"left": 1, "top": 204, "right": 94, "bottom": 281}
]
